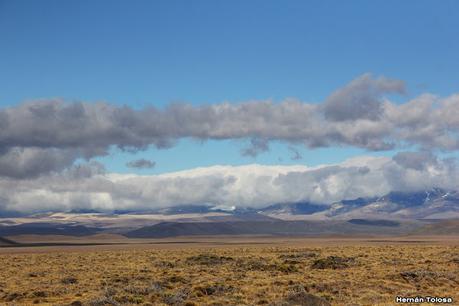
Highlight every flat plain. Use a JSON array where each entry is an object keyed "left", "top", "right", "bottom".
[{"left": 0, "top": 236, "right": 458, "bottom": 306}]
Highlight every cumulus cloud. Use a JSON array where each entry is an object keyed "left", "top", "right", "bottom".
[
  {"left": 323, "top": 73, "right": 405, "bottom": 121},
  {"left": 1, "top": 73, "right": 459, "bottom": 178},
  {"left": 1, "top": 155, "right": 459, "bottom": 213},
  {"left": 0, "top": 147, "right": 78, "bottom": 179},
  {"left": 392, "top": 151, "right": 438, "bottom": 171},
  {"left": 126, "top": 159, "right": 156, "bottom": 169}
]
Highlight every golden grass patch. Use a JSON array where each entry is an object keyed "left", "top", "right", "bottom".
[{"left": 0, "top": 244, "right": 458, "bottom": 305}]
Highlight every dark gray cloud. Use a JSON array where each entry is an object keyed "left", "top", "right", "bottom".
[
  {"left": 241, "top": 138, "right": 270, "bottom": 157},
  {"left": 323, "top": 73, "right": 405, "bottom": 121},
  {"left": 0, "top": 147, "right": 78, "bottom": 179},
  {"left": 393, "top": 151, "right": 438, "bottom": 171},
  {"left": 288, "top": 146, "right": 302, "bottom": 160},
  {"left": 126, "top": 159, "right": 156, "bottom": 169},
  {"left": 0, "top": 74, "right": 459, "bottom": 178},
  {"left": 66, "top": 161, "right": 106, "bottom": 179}
]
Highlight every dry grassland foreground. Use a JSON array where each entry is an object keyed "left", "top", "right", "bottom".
[{"left": 0, "top": 244, "right": 458, "bottom": 306}]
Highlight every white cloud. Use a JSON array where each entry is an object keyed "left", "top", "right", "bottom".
[{"left": 1, "top": 155, "right": 458, "bottom": 213}]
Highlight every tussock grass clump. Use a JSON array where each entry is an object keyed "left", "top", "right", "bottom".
[
  {"left": 277, "top": 263, "right": 299, "bottom": 273},
  {"left": 161, "top": 288, "right": 190, "bottom": 305},
  {"left": 273, "top": 284, "right": 331, "bottom": 306},
  {"left": 193, "top": 283, "right": 235, "bottom": 297},
  {"left": 31, "top": 290, "right": 47, "bottom": 298},
  {"left": 282, "top": 291, "right": 331, "bottom": 306},
  {"left": 278, "top": 251, "right": 318, "bottom": 260},
  {"left": 234, "top": 257, "right": 299, "bottom": 273},
  {"left": 154, "top": 260, "right": 176, "bottom": 268},
  {"left": 236, "top": 257, "right": 273, "bottom": 271},
  {"left": 4, "top": 292, "right": 22, "bottom": 302},
  {"left": 88, "top": 287, "right": 121, "bottom": 306},
  {"left": 61, "top": 276, "right": 78, "bottom": 284},
  {"left": 400, "top": 270, "right": 438, "bottom": 282},
  {"left": 166, "top": 275, "right": 188, "bottom": 284},
  {"left": 186, "top": 253, "right": 234, "bottom": 265},
  {"left": 400, "top": 269, "right": 457, "bottom": 285},
  {"left": 311, "top": 256, "right": 356, "bottom": 269},
  {"left": 87, "top": 296, "right": 120, "bottom": 306},
  {"left": 27, "top": 271, "right": 45, "bottom": 278},
  {"left": 109, "top": 276, "right": 129, "bottom": 284},
  {"left": 123, "top": 284, "right": 156, "bottom": 295}
]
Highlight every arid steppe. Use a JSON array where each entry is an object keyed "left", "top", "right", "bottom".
[{"left": 0, "top": 236, "right": 458, "bottom": 306}]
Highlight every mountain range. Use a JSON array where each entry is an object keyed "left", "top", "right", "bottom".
[
  {"left": 233, "top": 188, "right": 459, "bottom": 220},
  {"left": 149, "top": 188, "right": 459, "bottom": 221},
  {"left": 113, "top": 188, "right": 459, "bottom": 220},
  {"left": 0, "top": 188, "right": 458, "bottom": 238}
]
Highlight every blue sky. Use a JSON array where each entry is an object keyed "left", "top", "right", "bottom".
[{"left": 1, "top": 0, "right": 458, "bottom": 174}]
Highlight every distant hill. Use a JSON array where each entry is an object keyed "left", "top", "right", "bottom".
[
  {"left": 125, "top": 219, "right": 421, "bottom": 238},
  {"left": 0, "top": 223, "right": 102, "bottom": 237},
  {"left": 0, "top": 236, "right": 18, "bottom": 245},
  {"left": 205, "top": 212, "right": 279, "bottom": 222},
  {"left": 412, "top": 219, "right": 459, "bottom": 235},
  {"left": 70, "top": 204, "right": 253, "bottom": 215},
  {"left": 347, "top": 219, "right": 400, "bottom": 227},
  {"left": 259, "top": 202, "right": 329, "bottom": 215}
]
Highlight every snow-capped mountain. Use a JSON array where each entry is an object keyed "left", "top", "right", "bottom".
[
  {"left": 260, "top": 189, "right": 459, "bottom": 220},
  {"left": 258, "top": 202, "right": 329, "bottom": 215}
]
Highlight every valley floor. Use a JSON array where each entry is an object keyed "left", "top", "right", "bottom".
[{"left": 0, "top": 236, "right": 458, "bottom": 305}]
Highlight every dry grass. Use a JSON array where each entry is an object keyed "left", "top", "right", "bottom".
[{"left": 0, "top": 241, "right": 458, "bottom": 305}]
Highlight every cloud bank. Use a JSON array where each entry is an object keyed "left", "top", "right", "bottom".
[
  {"left": 1, "top": 73, "right": 459, "bottom": 213},
  {"left": 1, "top": 73, "right": 459, "bottom": 178},
  {"left": 1, "top": 155, "right": 458, "bottom": 213}
]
